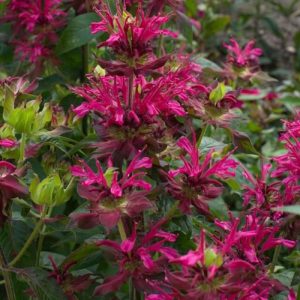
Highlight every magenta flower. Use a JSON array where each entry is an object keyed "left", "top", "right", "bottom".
[
  {"left": 94, "top": 221, "right": 177, "bottom": 296},
  {"left": 5, "top": 0, "right": 66, "bottom": 66},
  {"left": 73, "top": 73, "right": 187, "bottom": 124},
  {"left": 9, "top": 0, "right": 65, "bottom": 32},
  {"left": 272, "top": 115, "right": 300, "bottom": 203},
  {"left": 91, "top": 1, "right": 177, "bottom": 58},
  {"left": 242, "top": 164, "right": 286, "bottom": 219},
  {"left": 264, "top": 91, "right": 279, "bottom": 101},
  {"left": 224, "top": 39, "right": 263, "bottom": 68},
  {"left": 72, "top": 64, "right": 194, "bottom": 159},
  {"left": 167, "top": 134, "right": 238, "bottom": 213},
  {"left": 165, "top": 224, "right": 294, "bottom": 299},
  {"left": 0, "top": 161, "right": 28, "bottom": 227},
  {"left": 70, "top": 152, "right": 152, "bottom": 228},
  {"left": 214, "top": 213, "right": 295, "bottom": 263},
  {"left": 0, "top": 139, "right": 18, "bottom": 148}
]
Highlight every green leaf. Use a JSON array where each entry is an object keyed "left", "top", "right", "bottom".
[
  {"left": 261, "top": 16, "right": 283, "bottom": 38},
  {"left": 62, "top": 243, "right": 99, "bottom": 268},
  {"left": 209, "top": 82, "right": 226, "bottom": 104},
  {"left": 272, "top": 205, "right": 300, "bottom": 215},
  {"left": 278, "top": 95, "right": 300, "bottom": 106},
  {"left": 200, "top": 137, "right": 226, "bottom": 154},
  {"left": 184, "top": 0, "right": 198, "bottom": 16},
  {"left": 56, "top": 13, "right": 101, "bottom": 55},
  {"left": 177, "top": 11, "right": 194, "bottom": 44},
  {"left": 203, "top": 16, "right": 230, "bottom": 38},
  {"left": 193, "top": 56, "right": 222, "bottom": 71},
  {"left": 229, "top": 130, "right": 260, "bottom": 155}
]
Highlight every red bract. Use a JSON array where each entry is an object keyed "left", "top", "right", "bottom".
[
  {"left": 0, "top": 161, "right": 28, "bottom": 227},
  {"left": 167, "top": 135, "right": 238, "bottom": 213},
  {"left": 70, "top": 152, "right": 152, "bottom": 228},
  {"left": 94, "top": 221, "right": 177, "bottom": 296},
  {"left": 224, "top": 39, "right": 263, "bottom": 68}
]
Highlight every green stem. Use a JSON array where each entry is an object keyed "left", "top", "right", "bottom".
[
  {"left": 18, "top": 133, "right": 26, "bottom": 168},
  {"left": 35, "top": 206, "right": 52, "bottom": 266},
  {"left": 35, "top": 228, "right": 45, "bottom": 267},
  {"left": 165, "top": 201, "right": 179, "bottom": 221},
  {"left": 0, "top": 247, "right": 16, "bottom": 300},
  {"left": 9, "top": 208, "right": 47, "bottom": 267},
  {"left": 128, "top": 73, "right": 134, "bottom": 109},
  {"left": 117, "top": 219, "right": 127, "bottom": 242},
  {"left": 197, "top": 124, "right": 208, "bottom": 148},
  {"left": 270, "top": 244, "right": 281, "bottom": 273},
  {"left": 81, "top": 44, "right": 89, "bottom": 82}
]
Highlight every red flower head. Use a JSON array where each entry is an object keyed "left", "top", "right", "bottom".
[
  {"left": 70, "top": 151, "right": 152, "bottom": 228},
  {"left": 224, "top": 39, "right": 263, "bottom": 68},
  {"left": 165, "top": 223, "right": 295, "bottom": 299},
  {"left": 272, "top": 114, "right": 300, "bottom": 203},
  {"left": 5, "top": 0, "right": 66, "bottom": 66},
  {"left": 0, "top": 139, "right": 18, "bottom": 148},
  {"left": 94, "top": 221, "right": 177, "bottom": 296},
  {"left": 0, "top": 161, "right": 28, "bottom": 227},
  {"left": 242, "top": 164, "right": 286, "bottom": 219},
  {"left": 91, "top": 1, "right": 177, "bottom": 59},
  {"left": 167, "top": 134, "right": 238, "bottom": 213},
  {"left": 72, "top": 62, "right": 195, "bottom": 159}
]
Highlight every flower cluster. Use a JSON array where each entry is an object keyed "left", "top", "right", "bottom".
[
  {"left": 5, "top": 0, "right": 66, "bottom": 69},
  {"left": 167, "top": 135, "right": 238, "bottom": 214},
  {"left": 0, "top": 0, "right": 297, "bottom": 299},
  {"left": 70, "top": 151, "right": 152, "bottom": 228}
]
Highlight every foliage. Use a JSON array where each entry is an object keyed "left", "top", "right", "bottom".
[{"left": 0, "top": 0, "right": 299, "bottom": 299}]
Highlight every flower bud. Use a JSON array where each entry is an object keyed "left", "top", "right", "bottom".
[
  {"left": 204, "top": 248, "right": 223, "bottom": 268},
  {"left": 29, "top": 174, "right": 74, "bottom": 207}
]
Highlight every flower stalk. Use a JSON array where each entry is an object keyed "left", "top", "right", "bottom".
[
  {"left": 9, "top": 207, "right": 47, "bottom": 267},
  {"left": 0, "top": 247, "right": 16, "bottom": 300}
]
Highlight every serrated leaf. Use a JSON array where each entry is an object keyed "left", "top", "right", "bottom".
[{"left": 56, "top": 13, "right": 101, "bottom": 55}]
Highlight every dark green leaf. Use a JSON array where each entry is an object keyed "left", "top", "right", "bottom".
[
  {"left": 15, "top": 267, "right": 67, "bottom": 300},
  {"left": 56, "top": 13, "right": 101, "bottom": 55},
  {"left": 203, "top": 16, "right": 230, "bottom": 38},
  {"left": 230, "top": 130, "right": 260, "bottom": 155},
  {"left": 62, "top": 243, "right": 99, "bottom": 267}
]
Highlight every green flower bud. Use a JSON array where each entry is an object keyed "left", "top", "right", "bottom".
[
  {"left": 204, "top": 248, "right": 223, "bottom": 268},
  {"left": 29, "top": 174, "right": 74, "bottom": 207}
]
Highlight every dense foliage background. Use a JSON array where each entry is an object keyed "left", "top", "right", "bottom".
[{"left": 0, "top": 0, "right": 299, "bottom": 299}]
